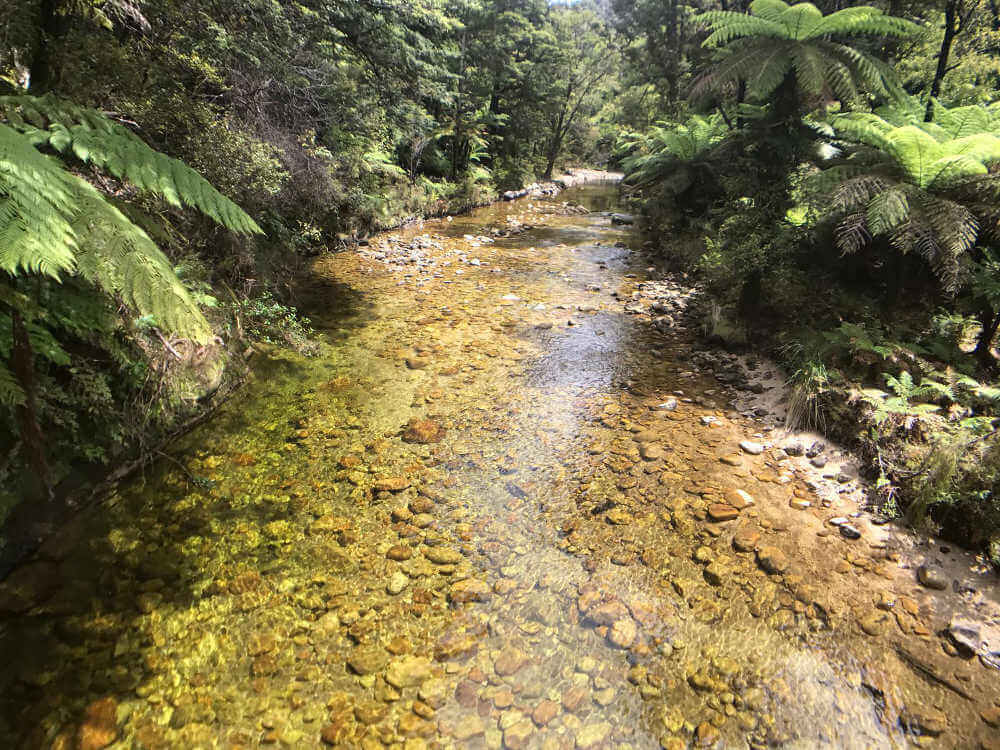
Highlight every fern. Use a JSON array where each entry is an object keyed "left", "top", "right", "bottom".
[
  {"left": 817, "top": 106, "right": 1000, "bottom": 293},
  {"left": 693, "top": 2, "right": 918, "bottom": 106},
  {"left": 0, "top": 95, "right": 262, "bottom": 342},
  {"left": 0, "top": 95, "right": 261, "bottom": 235}
]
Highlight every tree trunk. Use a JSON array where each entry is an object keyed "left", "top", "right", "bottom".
[
  {"left": 975, "top": 307, "right": 1000, "bottom": 369},
  {"left": 925, "top": 1, "right": 959, "bottom": 122},
  {"left": 28, "top": 0, "right": 63, "bottom": 92},
  {"left": 10, "top": 308, "right": 53, "bottom": 501}
]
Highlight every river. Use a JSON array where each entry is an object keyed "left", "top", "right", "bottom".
[{"left": 0, "top": 183, "right": 996, "bottom": 749}]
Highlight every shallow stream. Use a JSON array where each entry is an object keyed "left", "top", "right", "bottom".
[{"left": 1, "top": 184, "right": 998, "bottom": 749}]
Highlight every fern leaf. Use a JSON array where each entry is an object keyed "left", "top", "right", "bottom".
[
  {"left": 750, "top": 0, "right": 792, "bottom": 23},
  {"left": 698, "top": 12, "right": 788, "bottom": 46},
  {"left": 866, "top": 187, "right": 910, "bottom": 236},
  {"left": 0, "top": 124, "right": 79, "bottom": 279},
  {"left": 0, "top": 359, "right": 26, "bottom": 407},
  {"left": 0, "top": 94, "right": 263, "bottom": 236}
]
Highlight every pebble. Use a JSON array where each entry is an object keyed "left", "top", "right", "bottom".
[
  {"left": 756, "top": 546, "right": 789, "bottom": 574},
  {"left": 450, "top": 578, "right": 491, "bottom": 603},
  {"left": 425, "top": 547, "right": 463, "bottom": 565},
  {"left": 374, "top": 476, "right": 411, "bottom": 492},
  {"left": 732, "top": 529, "right": 760, "bottom": 552},
  {"left": 608, "top": 618, "right": 638, "bottom": 648},
  {"left": 453, "top": 716, "right": 485, "bottom": 741},
  {"left": 385, "top": 656, "right": 433, "bottom": 688},
  {"left": 387, "top": 571, "right": 409, "bottom": 595},
  {"left": 494, "top": 646, "right": 529, "bottom": 676},
  {"left": 707, "top": 504, "right": 739, "bottom": 522},
  {"left": 348, "top": 646, "right": 389, "bottom": 676},
  {"left": 947, "top": 618, "right": 982, "bottom": 656},
  {"left": 839, "top": 524, "right": 861, "bottom": 540},
  {"left": 532, "top": 700, "right": 560, "bottom": 726},
  {"left": 739, "top": 440, "right": 764, "bottom": 455},
  {"left": 917, "top": 564, "right": 949, "bottom": 590},
  {"left": 575, "top": 722, "right": 612, "bottom": 749},
  {"left": 725, "top": 489, "right": 754, "bottom": 508}
]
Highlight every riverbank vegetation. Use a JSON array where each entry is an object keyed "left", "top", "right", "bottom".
[
  {"left": 615, "top": 0, "right": 1000, "bottom": 562},
  {"left": 0, "top": 0, "right": 621, "bottom": 521}
]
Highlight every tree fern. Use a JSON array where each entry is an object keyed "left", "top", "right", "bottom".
[
  {"left": 813, "top": 104, "right": 1000, "bottom": 292},
  {"left": 693, "top": 2, "right": 918, "bottom": 107},
  {"left": 1, "top": 94, "right": 261, "bottom": 235},
  {"left": 0, "top": 95, "right": 262, "bottom": 341}
]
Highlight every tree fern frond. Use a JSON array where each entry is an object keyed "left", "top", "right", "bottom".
[
  {"left": 776, "top": 3, "right": 825, "bottom": 41},
  {"left": 790, "top": 43, "right": 829, "bottom": 98},
  {"left": 698, "top": 12, "right": 788, "bottom": 47},
  {"left": 70, "top": 179, "right": 212, "bottom": 342},
  {"left": 926, "top": 154, "right": 989, "bottom": 191},
  {"left": 836, "top": 211, "right": 870, "bottom": 254},
  {"left": 0, "top": 124, "right": 79, "bottom": 279},
  {"left": 745, "top": 42, "right": 795, "bottom": 100},
  {"left": 806, "top": 6, "right": 919, "bottom": 40},
  {"left": 0, "top": 359, "right": 26, "bottom": 407},
  {"left": 866, "top": 187, "right": 910, "bottom": 236},
  {"left": 832, "top": 175, "right": 890, "bottom": 211},
  {"left": 884, "top": 125, "right": 943, "bottom": 188},
  {"left": 0, "top": 94, "right": 263, "bottom": 235},
  {"left": 750, "top": 0, "right": 792, "bottom": 23}
]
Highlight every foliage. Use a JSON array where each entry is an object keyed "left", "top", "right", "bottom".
[{"left": 691, "top": 1, "right": 918, "bottom": 110}]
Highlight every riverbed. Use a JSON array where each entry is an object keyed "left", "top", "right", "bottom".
[{"left": 0, "top": 183, "right": 997, "bottom": 749}]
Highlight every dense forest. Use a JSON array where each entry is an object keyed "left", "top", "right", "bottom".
[{"left": 3, "top": 0, "right": 1000, "bottom": 563}]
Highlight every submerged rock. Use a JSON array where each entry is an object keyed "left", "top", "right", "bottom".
[
  {"left": 756, "top": 546, "right": 789, "bottom": 574},
  {"left": 917, "top": 564, "right": 949, "bottom": 590},
  {"left": 403, "top": 418, "right": 446, "bottom": 443}
]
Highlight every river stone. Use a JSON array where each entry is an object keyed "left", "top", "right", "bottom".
[
  {"left": 947, "top": 618, "right": 982, "bottom": 656},
  {"left": 494, "top": 646, "right": 529, "bottom": 676},
  {"left": 859, "top": 610, "right": 892, "bottom": 636},
  {"left": 907, "top": 706, "right": 948, "bottom": 736},
  {"left": 532, "top": 700, "right": 560, "bottom": 726},
  {"left": 576, "top": 722, "right": 612, "bottom": 749},
  {"left": 982, "top": 707, "right": 1000, "bottom": 727},
  {"left": 562, "top": 686, "right": 589, "bottom": 713},
  {"left": 917, "top": 565, "right": 949, "bottom": 590},
  {"left": 374, "top": 476, "right": 410, "bottom": 492},
  {"left": 707, "top": 504, "right": 739, "bottom": 522},
  {"left": 348, "top": 646, "right": 389, "bottom": 676},
  {"left": 756, "top": 546, "right": 789, "bottom": 574},
  {"left": 839, "top": 524, "right": 861, "bottom": 539},
  {"left": 450, "top": 579, "right": 491, "bottom": 603},
  {"left": 425, "top": 546, "right": 463, "bottom": 565},
  {"left": 387, "top": 545, "right": 412, "bottom": 561},
  {"left": 453, "top": 716, "right": 485, "bottom": 741},
  {"left": 606, "top": 508, "right": 633, "bottom": 525},
  {"left": 740, "top": 440, "right": 764, "bottom": 455},
  {"left": 695, "top": 722, "right": 720, "bottom": 747},
  {"left": 503, "top": 719, "right": 534, "bottom": 750},
  {"left": 640, "top": 443, "right": 665, "bottom": 461},
  {"left": 725, "top": 489, "right": 754, "bottom": 509},
  {"left": 402, "top": 418, "right": 445, "bottom": 443},
  {"left": 733, "top": 529, "right": 760, "bottom": 552},
  {"left": 608, "top": 617, "right": 638, "bottom": 648},
  {"left": 387, "top": 571, "right": 409, "bottom": 595},
  {"left": 386, "top": 656, "right": 432, "bottom": 688},
  {"left": 77, "top": 697, "right": 118, "bottom": 750}
]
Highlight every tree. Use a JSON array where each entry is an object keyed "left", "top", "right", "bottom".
[
  {"left": 0, "top": 93, "right": 260, "bottom": 498},
  {"left": 924, "top": 1, "right": 981, "bottom": 121},
  {"left": 691, "top": 1, "right": 919, "bottom": 119},
  {"left": 540, "top": 6, "right": 617, "bottom": 178}
]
